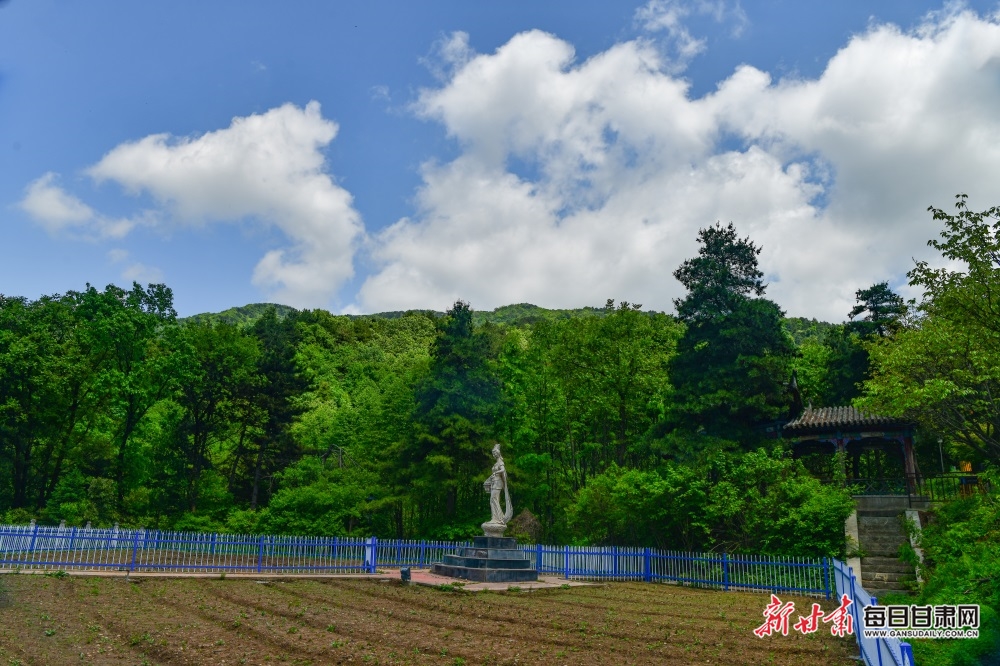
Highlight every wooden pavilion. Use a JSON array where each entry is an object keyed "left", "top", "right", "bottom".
[{"left": 782, "top": 406, "right": 918, "bottom": 489}]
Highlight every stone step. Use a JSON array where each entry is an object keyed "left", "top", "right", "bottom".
[
  {"left": 858, "top": 518, "right": 905, "bottom": 531},
  {"left": 862, "top": 571, "right": 915, "bottom": 583},
  {"left": 858, "top": 535, "right": 906, "bottom": 545},
  {"left": 430, "top": 563, "right": 539, "bottom": 583},
  {"left": 472, "top": 536, "right": 518, "bottom": 549},
  {"left": 858, "top": 540, "right": 906, "bottom": 550},
  {"left": 858, "top": 531, "right": 906, "bottom": 541},
  {"left": 860, "top": 543, "right": 907, "bottom": 555},
  {"left": 460, "top": 548, "right": 530, "bottom": 560},
  {"left": 862, "top": 579, "right": 914, "bottom": 592},
  {"left": 859, "top": 533, "right": 906, "bottom": 542},
  {"left": 442, "top": 554, "right": 533, "bottom": 569},
  {"left": 865, "top": 588, "right": 914, "bottom": 599},
  {"left": 858, "top": 525, "right": 906, "bottom": 536},
  {"left": 861, "top": 556, "right": 910, "bottom": 566},
  {"left": 859, "top": 532, "right": 905, "bottom": 541},
  {"left": 860, "top": 559, "right": 914, "bottom": 575},
  {"left": 857, "top": 510, "right": 906, "bottom": 518}
]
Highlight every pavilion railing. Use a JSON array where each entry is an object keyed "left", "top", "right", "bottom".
[{"left": 823, "top": 473, "right": 989, "bottom": 503}]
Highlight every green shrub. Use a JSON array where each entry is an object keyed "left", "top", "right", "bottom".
[
  {"left": 567, "top": 446, "right": 854, "bottom": 558},
  {"left": 905, "top": 469, "right": 1000, "bottom": 665}
]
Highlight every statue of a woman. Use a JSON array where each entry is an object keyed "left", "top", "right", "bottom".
[{"left": 482, "top": 443, "right": 513, "bottom": 536}]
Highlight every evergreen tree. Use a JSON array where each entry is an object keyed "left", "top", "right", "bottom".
[
  {"left": 847, "top": 281, "right": 907, "bottom": 339},
  {"left": 666, "top": 223, "right": 795, "bottom": 445},
  {"left": 405, "top": 301, "right": 502, "bottom": 536}
]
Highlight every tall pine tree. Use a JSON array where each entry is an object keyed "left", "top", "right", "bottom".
[{"left": 665, "top": 223, "right": 796, "bottom": 447}]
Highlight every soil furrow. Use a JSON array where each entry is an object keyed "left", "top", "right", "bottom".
[{"left": 1, "top": 574, "right": 859, "bottom": 665}]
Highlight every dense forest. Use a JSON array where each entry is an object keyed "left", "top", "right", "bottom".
[{"left": 1, "top": 207, "right": 997, "bottom": 566}]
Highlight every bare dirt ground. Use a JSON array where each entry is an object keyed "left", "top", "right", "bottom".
[{"left": 0, "top": 573, "right": 859, "bottom": 665}]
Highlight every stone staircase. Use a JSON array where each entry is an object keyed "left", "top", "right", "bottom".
[{"left": 857, "top": 510, "right": 917, "bottom": 598}]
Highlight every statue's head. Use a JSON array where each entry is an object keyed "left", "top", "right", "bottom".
[{"left": 491, "top": 443, "right": 502, "bottom": 459}]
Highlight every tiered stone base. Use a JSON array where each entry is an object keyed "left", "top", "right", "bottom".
[{"left": 431, "top": 536, "right": 539, "bottom": 583}]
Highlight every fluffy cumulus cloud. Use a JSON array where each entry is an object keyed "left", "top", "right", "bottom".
[
  {"left": 357, "top": 8, "right": 1000, "bottom": 320},
  {"left": 20, "top": 172, "right": 140, "bottom": 238},
  {"left": 86, "top": 101, "right": 363, "bottom": 308}
]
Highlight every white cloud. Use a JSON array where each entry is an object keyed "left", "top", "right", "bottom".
[
  {"left": 106, "top": 248, "right": 164, "bottom": 285},
  {"left": 421, "top": 31, "right": 476, "bottom": 81},
  {"left": 87, "top": 101, "right": 364, "bottom": 308},
  {"left": 121, "top": 262, "right": 164, "bottom": 284},
  {"left": 358, "top": 10, "right": 1000, "bottom": 321},
  {"left": 19, "top": 172, "right": 146, "bottom": 239},
  {"left": 20, "top": 172, "right": 95, "bottom": 230},
  {"left": 635, "top": 0, "right": 748, "bottom": 64},
  {"left": 107, "top": 248, "right": 130, "bottom": 263}
]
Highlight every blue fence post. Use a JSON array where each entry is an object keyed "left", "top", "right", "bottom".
[
  {"left": 69, "top": 526, "right": 77, "bottom": 552},
  {"left": 850, "top": 570, "right": 863, "bottom": 656},
  {"left": 643, "top": 548, "right": 651, "bottom": 582},
  {"left": 564, "top": 545, "right": 570, "bottom": 579},
  {"left": 27, "top": 522, "right": 39, "bottom": 563},
  {"left": 822, "top": 557, "right": 831, "bottom": 600},
  {"left": 257, "top": 535, "right": 265, "bottom": 573},
  {"left": 419, "top": 540, "right": 426, "bottom": 569},
  {"left": 129, "top": 529, "right": 141, "bottom": 572},
  {"left": 536, "top": 543, "right": 542, "bottom": 573},
  {"left": 613, "top": 546, "right": 619, "bottom": 579},
  {"left": 210, "top": 532, "right": 217, "bottom": 557},
  {"left": 722, "top": 552, "right": 729, "bottom": 591}
]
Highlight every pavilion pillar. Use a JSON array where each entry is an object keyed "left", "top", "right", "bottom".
[
  {"left": 836, "top": 438, "right": 847, "bottom": 481},
  {"left": 902, "top": 436, "right": 917, "bottom": 478}
]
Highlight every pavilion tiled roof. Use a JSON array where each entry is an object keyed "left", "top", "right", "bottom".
[{"left": 782, "top": 406, "right": 911, "bottom": 434}]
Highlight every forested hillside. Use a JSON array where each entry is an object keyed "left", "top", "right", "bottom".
[
  {"left": 2, "top": 211, "right": 996, "bottom": 570},
  {"left": 185, "top": 301, "right": 626, "bottom": 329},
  {"left": 0, "top": 228, "right": 862, "bottom": 561}
]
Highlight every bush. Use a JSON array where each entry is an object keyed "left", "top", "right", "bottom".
[
  {"left": 704, "top": 448, "right": 855, "bottom": 558},
  {"left": 255, "top": 458, "right": 379, "bottom": 537},
  {"left": 567, "top": 447, "right": 855, "bottom": 558},
  {"left": 1, "top": 508, "right": 34, "bottom": 525},
  {"left": 904, "top": 470, "right": 1000, "bottom": 665}
]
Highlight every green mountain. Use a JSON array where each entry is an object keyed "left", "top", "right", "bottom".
[
  {"left": 184, "top": 301, "right": 631, "bottom": 328},
  {"left": 185, "top": 302, "right": 835, "bottom": 338},
  {"left": 183, "top": 303, "right": 299, "bottom": 327}
]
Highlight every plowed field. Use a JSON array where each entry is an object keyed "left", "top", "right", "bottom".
[{"left": 0, "top": 574, "right": 858, "bottom": 665}]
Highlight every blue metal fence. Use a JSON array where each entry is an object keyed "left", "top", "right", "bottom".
[
  {"left": 526, "top": 543, "right": 832, "bottom": 597},
  {"left": 833, "top": 558, "right": 915, "bottom": 666},
  {"left": 0, "top": 523, "right": 832, "bottom": 595}
]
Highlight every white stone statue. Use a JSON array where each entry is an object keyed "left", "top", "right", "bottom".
[{"left": 482, "top": 443, "right": 514, "bottom": 537}]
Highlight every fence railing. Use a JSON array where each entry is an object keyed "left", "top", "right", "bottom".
[
  {"left": 0, "top": 524, "right": 388, "bottom": 574},
  {"left": 833, "top": 558, "right": 915, "bottom": 666},
  {"left": 528, "top": 544, "right": 832, "bottom": 596},
  {"left": 821, "top": 473, "right": 989, "bottom": 505},
  {"left": 0, "top": 523, "right": 832, "bottom": 596}
]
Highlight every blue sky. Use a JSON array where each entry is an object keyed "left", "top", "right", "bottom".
[{"left": 3, "top": 1, "right": 1000, "bottom": 320}]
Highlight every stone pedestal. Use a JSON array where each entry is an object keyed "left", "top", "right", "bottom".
[{"left": 431, "top": 536, "right": 539, "bottom": 583}]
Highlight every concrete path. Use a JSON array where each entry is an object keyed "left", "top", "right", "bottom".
[
  {"left": 387, "top": 567, "right": 598, "bottom": 592},
  {"left": 0, "top": 567, "right": 596, "bottom": 592}
]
